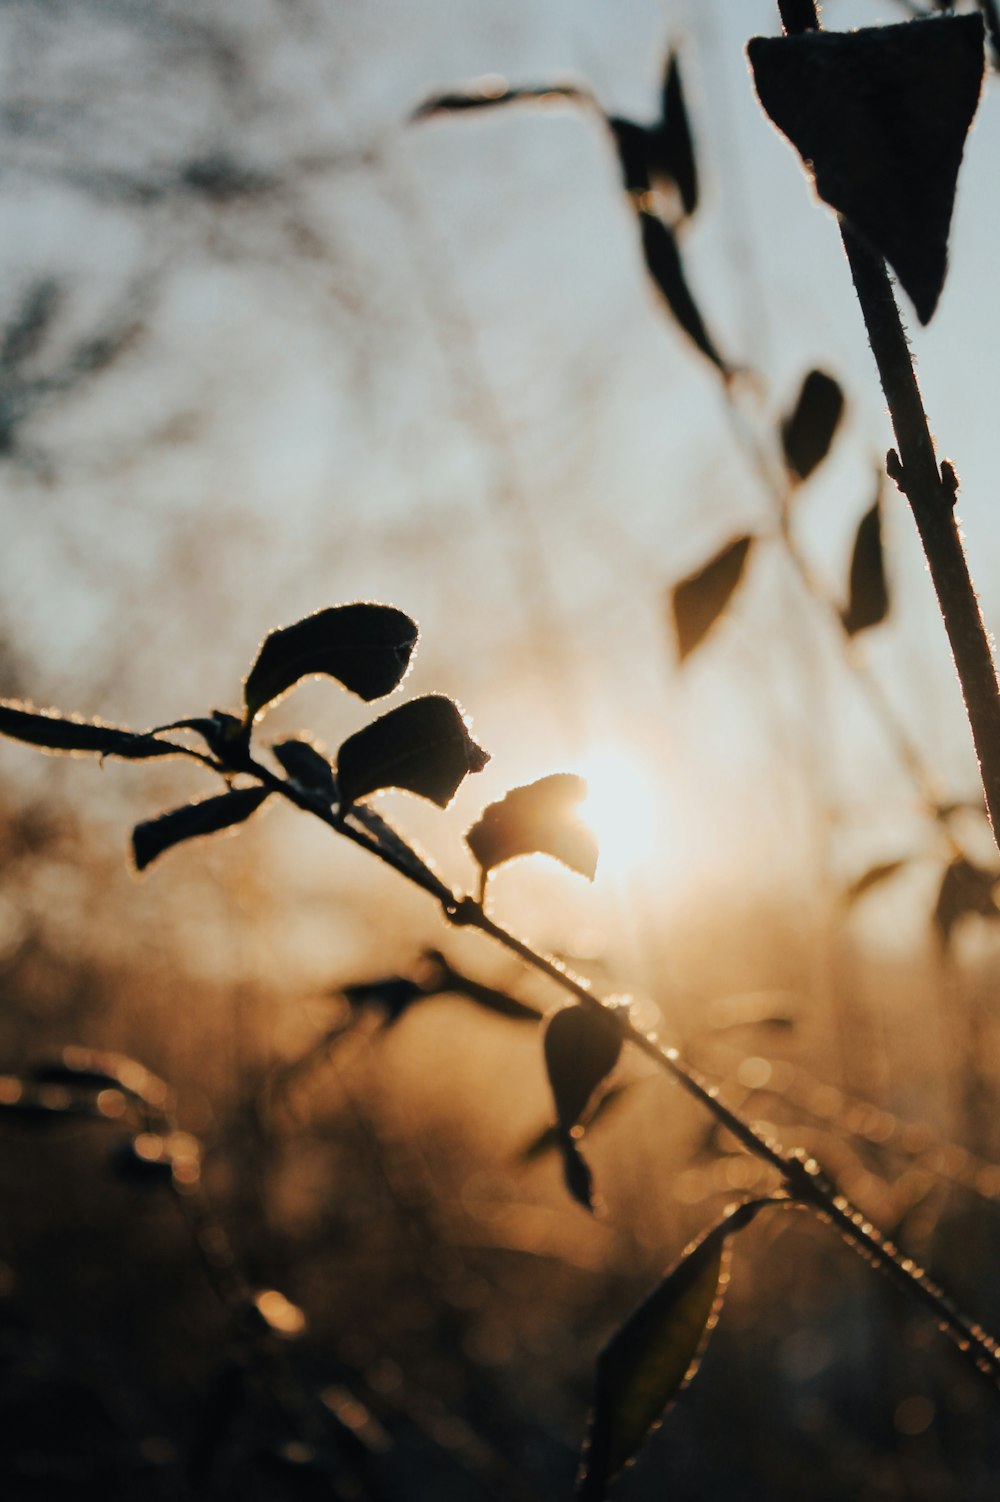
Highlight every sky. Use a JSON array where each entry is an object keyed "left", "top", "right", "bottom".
[{"left": 2, "top": 0, "right": 999, "bottom": 985}]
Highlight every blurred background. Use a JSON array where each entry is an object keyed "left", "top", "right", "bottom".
[{"left": 2, "top": 0, "right": 1000, "bottom": 1496}]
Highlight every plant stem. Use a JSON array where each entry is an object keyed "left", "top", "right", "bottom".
[
  {"left": 254, "top": 758, "right": 1000, "bottom": 1389},
  {"left": 840, "top": 228, "right": 1000, "bottom": 845}
]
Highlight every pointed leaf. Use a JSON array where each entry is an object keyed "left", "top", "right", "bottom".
[
  {"left": 843, "top": 859, "right": 908, "bottom": 905},
  {"left": 653, "top": 52, "right": 698, "bottom": 215},
  {"left": 343, "top": 976, "right": 427, "bottom": 1026},
  {"left": 132, "top": 787, "right": 270, "bottom": 871},
  {"left": 748, "top": 16, "right": 985, "bottom": 324},
  {"left": 638, "top": 211, "right": 728, "bottom": 374},
  {"left": 423, "top": 951, "right": 542, "bottom": 1023},
  {"left": 577, "top": 1199, "right": 773, "bottom": 1500},
  {"left": 544, "top": 1004, "right": 622, "bottom": 1212},
  {"left": 336, "top": 694, "right": 489, "bottom": 809},
  {"left": 841, "top": 495, "right": 889, "bottom": 636},
  {"left": 272, "top": 738, "right": 338, "bottom": 803},
  {"left": 466, "top": 773, "right": 598, "bottom": 881},
  {"left": 244, "top": 604, "right": 418, "bottom": 720},
  {"left": 0, "top": 701, "right": 194, "bottom": 761},
  {"left": 671, "top": 535, "right": 754, "bottom": 662},
  {"left": 781, "top": 370, "right": 845, "bottom": 482},
  {"left": 607, "top": 117, "right": 652, "bottom": 196},
  {"left": 933, "top": 856, "right": 1000, "bottom": 946}
]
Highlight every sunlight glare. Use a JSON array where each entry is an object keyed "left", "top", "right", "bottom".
[{"left": 575, "top": 745, "right": 663, "bottom": 881}]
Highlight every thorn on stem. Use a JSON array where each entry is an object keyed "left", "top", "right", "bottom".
[{"left": 886, "top": 448, "right": 907, "bottom": 492}]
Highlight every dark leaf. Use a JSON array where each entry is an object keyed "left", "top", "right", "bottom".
[
  {"left": 0, "top": 700, "right": 193, "bottom": 761},
  {"left": 841, "top": 495, "right": 889, "bottom": 635},
  {"left": 347, "top": 801, "right": 454, "bottom": 900},
  {"left": 336, "top": 694, "right": 489, "bottom": 809},
  {"left": 544, "top": 1004, "right": 622, "bottom": 1211},
  {"left": 423, "top": 950, "right": 542, "bottom": 1022},
  {"left": 149, "top": 711, "right": 247, "bottom": 765},
  {"left": 671, "top": 535, "right": 754, "bottom": 662},
  {"left": 132, "top": 787, "right": 270, "bottom": 871},
  {"left": 244, "top": 603, "right": 418, "bottom": 720},
  {"left": 342, "top": 976, "right": 428, "bottom": 1026},
  {"left": 639, "top": 210, "right": 728, "bottom": 373},
  {"left": 577, "top": 1199, "right": 774, "bottom": 1500},
  {"left": 466, "top": 773, "right": 598, "bottom": 881},
  {"left": 748, "top": 16, "right": 985, "bottom": 323},
  {"left": 933, "top": 856, "right": 1000, "bottom": 945},
  {"left": 843, "top": 859, "right": 908, "bottom": 904},
  {"left": 653, "top": 52, "right": 698, "bottom": 215},
  {"left": 413, "top": 82, "right": 582, "bottom": 119},
  {"left": 272, "top": 738, "right": 338, "bottom": 803},
  {"left": 781, "top": 370, "right": 845, "bottom": 482},
  {"left": 607, "top": 118, "right": 652, "bottom": 196}
]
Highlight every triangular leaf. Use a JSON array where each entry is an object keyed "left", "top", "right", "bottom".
[
  {"left": 0, "top": 701, "right": 195, "bottom": 761},
  {"left": 244, "top": 604, "right": 418, "bottom": 720},
  {"left": 577, "top": 1199, "right": 773, "bottom": 1500},
  {"left": 843, "top": 858, "right": 908, "bottom": 905},
  {"left": 841, "top": 493, "right": 889, "bottom": 636},
  {"left": 336, "top": 694, "right": 489, "bottom": 809},
  {"left": 543, "top": 1004, "right": 622, "bottom": 1212},
  {"left": 272, "top": 738, "right": 337, "bottom": 803},
  {"left": 653, "top": 52, "right": 698, "bottom": 215},
  {"left": 133, "top": 787, "right": 270, "bottom": 871},
  {"left": 466, "top": 773, "right": 598, "bottom": 881},
  {"left": 607, "top": 118, "right": 653, "bottom": 197},
  {"left": 638, "top": 210, "right": 728, "bottom": 374},
  {"left": 748, "top": 16, "right": 985, "bottom": 324},
  {"left": 781, "top": 369, "right": 845, "bottom": 482},
  {"left": 671, "top": 535, "right": 754, "bottom": 662},
  {"left": 933, "top": 856, "right": 1000, "bottom": 946}
]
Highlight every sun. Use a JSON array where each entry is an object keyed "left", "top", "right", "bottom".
[{"left": 573, "top": 744, "right": 664, "bottom": 881}]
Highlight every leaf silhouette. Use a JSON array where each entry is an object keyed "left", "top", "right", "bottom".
[
  {"left": 671, "top": 535, "right": 754, "bottom": 662},
  {"left": 654, "top": 52, "right": 698, "bottom": 215},
  {"left": 342, "top": 975, "right": 428, "bottom": 1026},
  {"left": 466, "top": 773, "right": 598, "bottom": 881},
  {"left": 336, "top": 695, "right": 489, "bottom": 809},
  {"left": 607, "top": 118, "right": 653, "bottom": 197},
  {"left": 244, "top": 604, "right": 418, "bottom": 720},
  {"left": 132, "top": 787, "right": 270, "bottom": 871},
  {"left": 841, "top": 494, "right": 889, "bottom": 636},
  {"left": 781, "top": 370, "right": 845, "bottom": 482},
  {"left": 843, "top": 859, "right": 908, "bottom": 905},
  {"left": 0, "top": 701, "right": 193, "bottom": 761},
  {"left": 577, "top": 1199, "right": 774, "bottom": 1500},
  {"left": 934, "top": 856, "right": 1000, "bottom": 946},
  {"left": 413, "top": 82, "right": 583, "bottom": 120},
  {"left": 748, "top": 15, "right": 985, "bottom": 323},
  {"left": 543, "top": 1004, "right": 622, "bottom": 1211},
  {"left": 638, "top": 211, "right": 728, "bottom": 374},
  {"left": 272, "top": 738, "right": 338, "bottom": 803}
]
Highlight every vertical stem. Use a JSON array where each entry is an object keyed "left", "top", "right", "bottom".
[{"left": 841, "top": 227, "right": 1000, "bottom": 844}]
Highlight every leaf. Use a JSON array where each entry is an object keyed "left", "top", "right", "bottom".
[
  {"left": 638, "top": 210, "right": 728, "bottom": 374},
  {"left": 607, "top": 117, "right": 652, "bottom": 196},
  {"left": 244, "top": 604, "right": 418, "bottom": 720},
  {"left": 841, "top": 494, "right": 889, "bottom": 636},
  {"left": 0, "top": 700, "right": 193, "bottom": 761},
  {"left": 422, "top": 950, "right": 542, "bottom": 1023},
  {"left": 748, "top": 15, "right": 985, "bottom": 324},
  {"left": 653, "top": 52, "right": 698, "bottom": 215},
  {"left": 412, "top": 82, "right": 583, "bottom": 120},
  {"left": 671, "top": 535, "right": 754, "bottom": 662},
  {"left": 781, "top": 370, "right": 845, "bottom": 482},
  {"left": 342, "top": 976, "right": 428, "bottom": 1026},
  {"left": 272, "top": 738, "right": 338, "bottom": 803},
  {"left": 543, "top": 1004, "right": 622, "bottom": 1211},
  {"left": 336, "top": 694, "right": 489, "bottom": 809},
  {"left": 843, "top": 859, "right": 908, "bottom": 905},
  {"left": 577, "top": 1199, "right": 773, "bottom": 1500},
  {"left": 132, "top": 787, "right": 270, "bottom": 871},
  {"left": 466, "top": 773, "right": 598, "bottom": 881},
  {"left": 933, "top": 856, "right": 1000, "bottom": 946}
]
